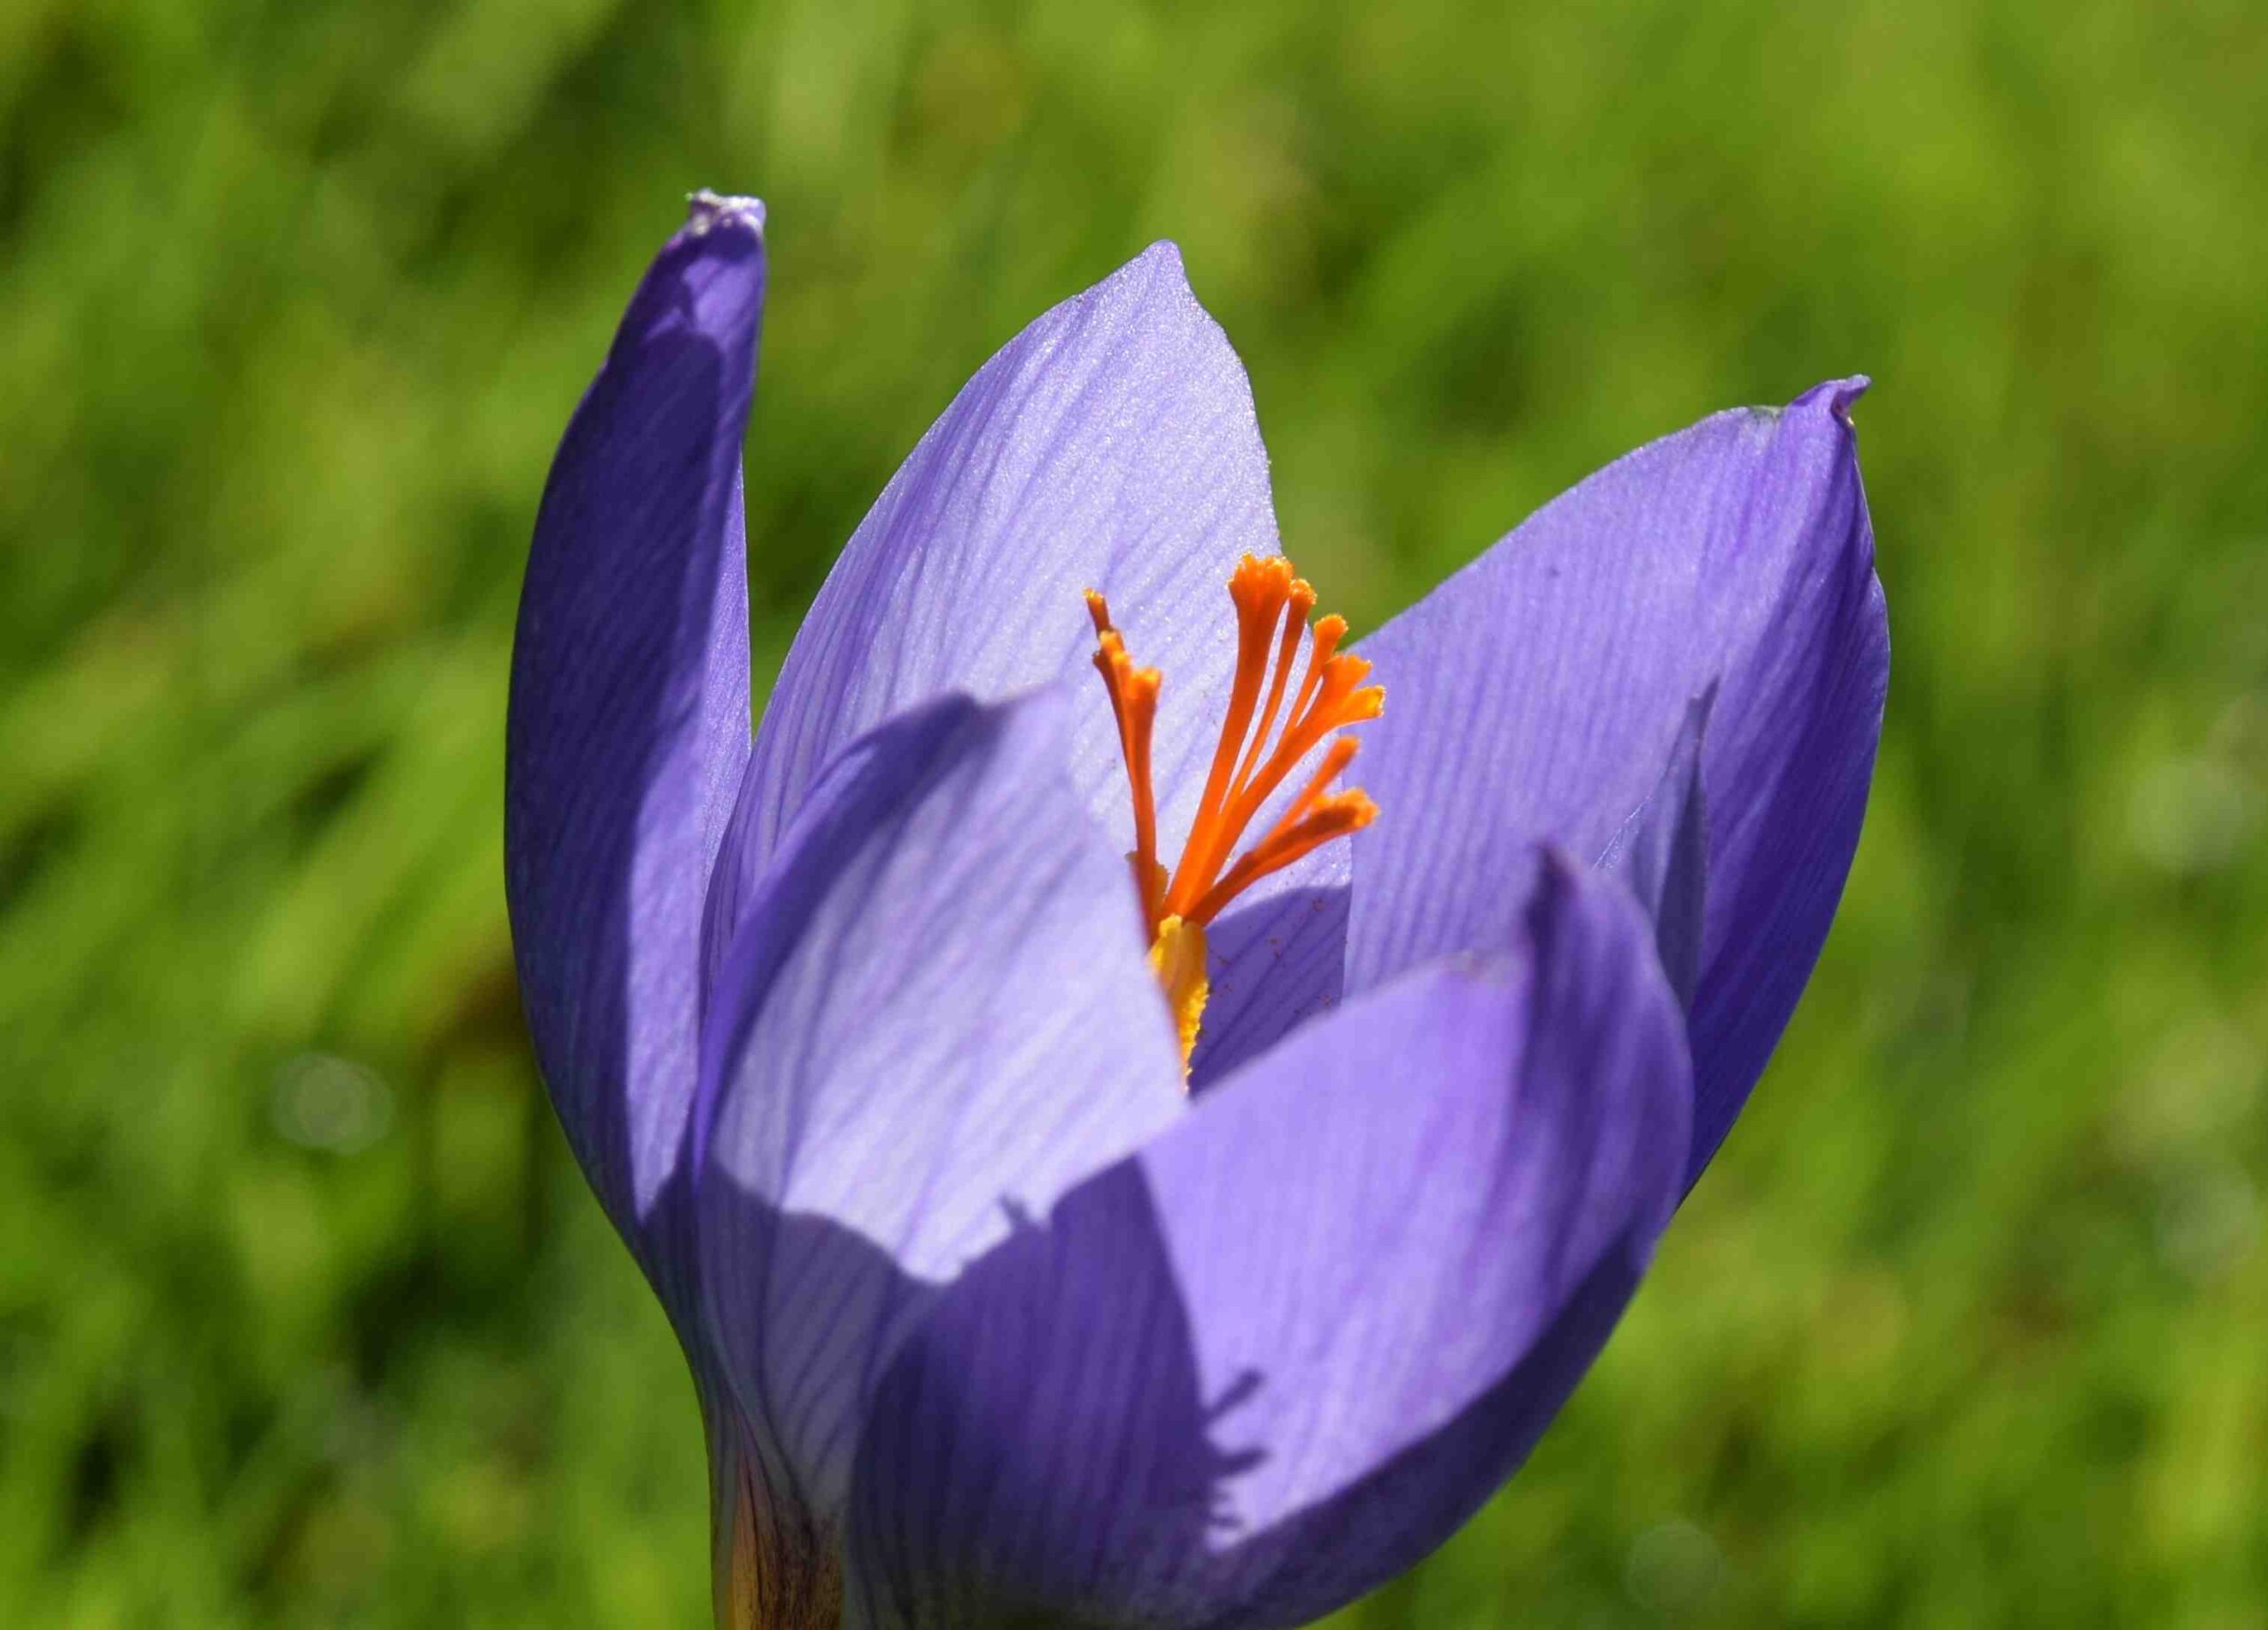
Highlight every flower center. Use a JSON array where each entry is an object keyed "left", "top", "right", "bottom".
[{"left": 1084, "top": 555, "right": 1384, "bottom": 1073}]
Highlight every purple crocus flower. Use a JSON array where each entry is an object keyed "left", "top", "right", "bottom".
[{"left": 506, "top": 192, "right": 1886, "bottom": 1630}]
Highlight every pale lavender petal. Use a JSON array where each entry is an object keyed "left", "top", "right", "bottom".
[
  {"left": 693, "top": 687, "right": 1185, "bottom": 1531},
  {"left": 846, "top": 854, "right": 1691, "bottom": 1630},
  {"left": 1347, "top": 379, "right": 1887, "bottom": 1186},
  {"left": 741, "top": 243, "right": 1284, "bottom": 877},
  {"left": 504, "top": 194, "right": 764, "bottom": 1308}
]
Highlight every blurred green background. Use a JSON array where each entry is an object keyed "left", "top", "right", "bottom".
[{"left": 4, "top": 0, "right": 2265, "bottom": 1625}]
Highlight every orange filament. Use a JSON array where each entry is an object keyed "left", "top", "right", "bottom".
[{"left": 1085, "top": 557, "right": 1383, "bottom": 1067}]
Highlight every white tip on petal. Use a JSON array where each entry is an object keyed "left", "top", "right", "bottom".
[{"left": 687, "top": 190, "right": 767, "bottom": 239}]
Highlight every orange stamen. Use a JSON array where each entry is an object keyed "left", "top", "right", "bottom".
[
  {"left": 1184, "top": 560, "right": 1292, "bottom": 866},
  {"left": 1229, "top": 577, "right": 1317, "bottom": 804},
  {"left": 1185, "top": 792, "right": 1377, "bottom": 928},
  {"left": 1084, "top": 560, "right": 1380, "bottom": 1075},
  {"left": 1084, "top": 554, "right": 1383, "bottom": 949},
  {"left": 1190, "top": 648, "right": 1382, "bottom": 896},
  {"left": 1085, "top": 592, "right": 1166, "bottom": 928}
]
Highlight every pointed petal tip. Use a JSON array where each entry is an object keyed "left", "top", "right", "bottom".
[
  {"left": 616, "top": 190, "right": 767, "bottom": 367},
  {"left": 1130, "top": 237, "right": 1187, "bottom": 276},
  {"left": 1793, "top": 374, "right": 1871, "bottom": 428},
  {"left": 686, "top": 189, "right": 768, "bottom": 243},
  {"left": 1108, "top": 239, "right": 1203, "bottom": 313}
]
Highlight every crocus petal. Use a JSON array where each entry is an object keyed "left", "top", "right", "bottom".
[
  {"left": 504, "top": 194, "right": 765, "bottom": 1306},
  {"left": 1596, "top": 688, "right": 1712, "bottom": 1010},
  {"left": 694, "top": 687, "right": 1185, "bottom": 1535},
  {"left": 846, "top": 854, "right": 1691, "bottom": 1630},
  {"left": 1186, "top": 847, "right": 1350, "bottom": 1089},
  {"left": 740, "top": 243, "right": 1283, "bottom": 875},
  {"left": 1346, "top": 380, "right": 1887, "bottom": 1186}
]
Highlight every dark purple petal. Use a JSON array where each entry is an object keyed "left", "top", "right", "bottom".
[
  {"left": 846, "top": 854, "right": 1691, "bottom": 1630},
  {"left": 1596, "top": 688, "right": 1712, "bottom": 1009},
  {"left": 741, "top": 243, "right": 1284, "bottom": 878},
  {"left": 1347, "top": 379, "right": 1887, "bottom": 1186},
  {"left": 694, "top": 687, "right": 1185, "bottom": 1529},
  {"left": 1185, "top": 849, "right": 1350, "bottom": 1090},
  {"left": 504, "top": 194, "right": 765, "bottom": 1308}
]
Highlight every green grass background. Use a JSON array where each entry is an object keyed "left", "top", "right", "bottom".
[{"left": 4, "top": 0, "right": 2265, "bottom": 1624}]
